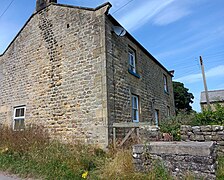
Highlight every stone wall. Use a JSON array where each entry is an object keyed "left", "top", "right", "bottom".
[
  {"left": 105, "top": 16, "right": 175, "bottom": 137},
  {"left": 133, "top": 142, "right": 216, "bottom": 179},
  {"left": 0, "top": 4, "right": 110, "bottom": 148},
  {"left": 181, "top": 125, "right": 224, "bottom": 155}
]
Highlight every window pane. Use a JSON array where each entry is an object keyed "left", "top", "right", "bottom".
[
  {"left": 133, "top": 97, "right": 136, "bottom": 108},
  {"left": 128, "top": 49, "right": 136, "bottom": 73},
  {"left": 163, "top": 75, "right": 168, "bottom": 92},
  {"left": 132, "top": 97, "right": 135, "bottom": 108},
  {"left": 130, "top": 65, "right": 134, "bottom": 72},
  {"left": 20, "top": 108, "right": 25, "bottom": 116},
  {"left": 155, "top": 110, "right": 159, "bottom": 126},
  {"left": 19, "top": 119, "right": 25, "bottom": 130},
  {"left": 132, "top": 95, "right": 139, "bottom": 122},
  {"left": 132, "top": 96, "right": 138, "bottom": 108},
  {"left": 14, "top": 119, "right": 20, "bottom": 130},
  {"left": 15, "top": 109, "right": 20, "bottom": 117},
  {"left": 14, "top": 119, "right": 25, "bottom": 130},
  {"left": 133, "top": 110, "right": 136, "bottom": 120},
  {"left": 130, "top": 56, "right": 134, "bottom": 65},
  {"left": 167, "top": 106, "right": 170, "bottom": 116}
]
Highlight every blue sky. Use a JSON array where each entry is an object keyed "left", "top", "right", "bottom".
[{"left": 0, "top": 0, "right": 224, "bottom": 111}]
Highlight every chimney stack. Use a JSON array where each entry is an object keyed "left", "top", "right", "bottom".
[{"left": 36, "top": 0, "right": 57, "bottom": 11}]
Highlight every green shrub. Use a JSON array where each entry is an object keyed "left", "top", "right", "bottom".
[
  {"left": 195, "top": 104, "right": 224, "bottom": 125},
  {"left": 160, "top": 105, "right": 224, "bottom": 140},
  {"left": 160, "top": 112, "right": 195, "bottom": 140}
]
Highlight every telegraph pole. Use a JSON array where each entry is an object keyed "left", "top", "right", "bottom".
[{"left": 200, "top": 56, "right": 211, "bottom": 110}]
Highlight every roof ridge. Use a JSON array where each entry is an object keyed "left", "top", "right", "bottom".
[{"left": 201, "top": 89, "right": 224, "bottom": 93}]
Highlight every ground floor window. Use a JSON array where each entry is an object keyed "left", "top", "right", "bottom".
[
  {"left": 131, "top": 95, "right": 139, "bottom": 122},
  {"left": 167, "top": 106, "right": 170, "bottom": 117},
  {"left": 155, "top": 109, "right": 159, "bottom": 126},
  {"left": 13, "top": 106, "right": 26, "bottom": 130}
]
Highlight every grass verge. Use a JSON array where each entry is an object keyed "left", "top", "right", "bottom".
[
  {"left": 2, "top": 125, "right": 223, "bottom": 179},
  {"left": 0, "top": 125, "right": 172, "bottom": 179}
]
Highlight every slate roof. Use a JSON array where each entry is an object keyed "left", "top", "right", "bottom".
[{"left": 200, "top": 90, "right": 224, "bottom": 103}]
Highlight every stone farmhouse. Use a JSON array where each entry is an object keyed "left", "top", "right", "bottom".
[
  {"left": 0, "top": 0, "right": 175, "bottom": 148},
  {"left": 201, "top": 90, "right": 224, "bottom": 110}
]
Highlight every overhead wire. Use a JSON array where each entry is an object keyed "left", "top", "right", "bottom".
[
  {"left": 0, "top": 0, "right": 15, "bottom": 20},
  {"left": 109, "top": 0, "right": 223, "bottom": 77},
  {"left": 203, "top": 50, "right": 224, "bottom": 57},
  {"left": 112, "top": 0, "right": 135, "bottom": 15}
]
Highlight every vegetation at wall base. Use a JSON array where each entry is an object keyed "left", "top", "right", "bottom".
[
  {"left": 0, "top": 124, "right": 224, "bottom": 179},
  {"left": 0, "top": 125, "right": 173, "bottom": 180},
  {"left": 217, "top": 156, "right": 224, "bottom": 180},
  {"left": 195, "top": 104, "right": 224, "bottom": 125},
  {"left": 160, "top": 112, "right": 196, "bottom": 141},
  {"left": 160, "top": 105, "right": 224, "bottom": 140}
]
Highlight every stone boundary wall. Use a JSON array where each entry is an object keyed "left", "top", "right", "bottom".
[
  {"left": 181, "top": 125, "right": 224, "bottom": 155},
  {"left": 133, "top": 142, "right": 216, "bottom": 179}
]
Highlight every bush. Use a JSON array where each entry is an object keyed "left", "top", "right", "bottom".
[
  {"left": 160, "top": 112, "right": 195, "bottom": 141},
  {"left": 195, "top": 104, "right": 224, "bottom": 125},
  {"left": 160, "top": 105, "right": 224, "bottom": 140}
]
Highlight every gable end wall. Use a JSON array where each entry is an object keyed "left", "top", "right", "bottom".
[{"left": 0, "top": 5, "right": 108, "bottom": 148}]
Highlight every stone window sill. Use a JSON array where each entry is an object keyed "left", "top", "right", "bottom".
[
  {"left": 128, "top": 69, "right": 141, "bottom": 79},
  {"left": 164, "top": 90, "right": 169, "bottom": 95}
]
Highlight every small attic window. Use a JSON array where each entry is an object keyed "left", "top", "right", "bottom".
[{"left": 67, "top": 24, "right": 70, "bottom": 28}]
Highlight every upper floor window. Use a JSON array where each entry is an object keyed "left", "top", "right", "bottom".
[
  {"left": 131, "top": 95, "right": 139, "bottom": 122},
  {"left": 128, "top": 47, "right": 136, "bottom": 73},
  {"left": 13, "top": 106, "right": 26, "bottom": 131},
  {"left": 163, "top": 74, "right": 168, "bottom": 93}
]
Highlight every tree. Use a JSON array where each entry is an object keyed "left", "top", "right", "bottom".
[{"left": 173, "top": 81, "right": 194, "bottom": 113}]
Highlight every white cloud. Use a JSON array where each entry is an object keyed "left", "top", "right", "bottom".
[
  {"left": 115, "top": 0, "right": 200, "bottom": 31},
  {"left": 174, "top": 65, "right": 224, "bottom": 84},
  {"left": 118, "top": 0, "right": 175, "bottom": 31},
  {"left": 155, "top": 24, "right": 224, "bottom": 60},
  {"left": 153, "top": 5, "right": 191, "bottom": 26}
]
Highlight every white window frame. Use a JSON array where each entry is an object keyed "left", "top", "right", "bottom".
[
  {"left": 128, "top": 48, "right": 136, "bottom": 73},
  {"left": 132, "top": 95, "right": 139, "bottom": 122},
  {"left": 155, "top": 109, "right": 159, "bottom": 127},
  {"left": 163, "top": 74, "right": 168, "bottom": 93},
  {"left": 13, "top": 106, "right": 26, "bottom": 131}
]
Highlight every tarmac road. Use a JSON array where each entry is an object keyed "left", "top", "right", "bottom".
[{"left": 0, "top": 172, "right": 21, "bottom": 180}]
